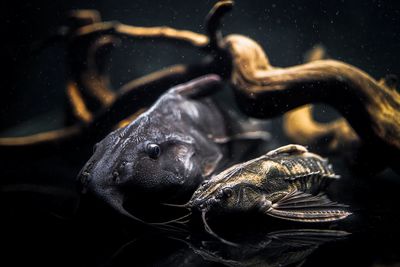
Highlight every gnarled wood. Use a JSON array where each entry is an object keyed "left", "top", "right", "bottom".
[
  {"left": 282, "top": 45, "right": 360, "bottom": 153},
  {"left": 225, "top": 34, "right": 400, "bottom": 161},
  {"left": 283, "top": 105, "right": 360, "bottom": 153}
]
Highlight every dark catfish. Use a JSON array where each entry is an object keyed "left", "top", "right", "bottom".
[{"left": 77, "top": 74, "right": 268, "bottom": 224}]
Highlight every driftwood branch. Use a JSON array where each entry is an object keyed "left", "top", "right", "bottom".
[
  {"left": 282, "top": 46, "right": 399, "bottom": 155},
  {"left": 65, "top": 10, "right": 116, "bottom": 123},
  {"left": 283, "top": 105, "right": 360, "bottom": 153},
  {"left": 63, "top": 10, "right": 210, "bottom": 124},
  {"left": 225, "top": 33, "right": 400, "bottom": 166},
  {"left": 282, "top": 45, "right": 360, "bottom": 153},
  {"left": 232, "top": 58, "right": 400, "bottom": 150},
  {"left": 205, "top": 0, "right": 234, "bottom": 51},
  {"left": 0, "top": 61, "right": 210, "bottom": 147},
  {"left": 73, "top": 21, "right": 208, "bottom": 48}
]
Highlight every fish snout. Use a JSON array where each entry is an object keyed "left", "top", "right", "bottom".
[{"left": 191, "top": 197, "right": 218, "bottom": 211}]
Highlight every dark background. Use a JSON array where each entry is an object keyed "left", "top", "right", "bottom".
[
  {"left": 1, "top": 1, "right": 400, "bottom": 267},
  {"left": 1, "top": 0, "right": 400, "bottom": 131}
]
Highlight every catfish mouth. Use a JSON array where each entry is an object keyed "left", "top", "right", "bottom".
[
  {"left": 86, "top": 185, "right": 192, "bottom": 233},
  {"left": 79, "top": 161, "right": 195, "bottom": 231},
  {"left": 189, "top": 180, "right": 225, "bottom": 210},
  {"left": 88, "top": 186, "right": 143, "bottom": 223}
]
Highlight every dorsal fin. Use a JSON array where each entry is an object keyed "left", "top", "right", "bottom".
[
  {"left": 172, "top": 74, "right": 223, "bottom": 99},
  {"left": 266, "top": 144, "right": 308, "bottom": 157}
]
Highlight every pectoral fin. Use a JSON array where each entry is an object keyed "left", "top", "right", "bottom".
[{"left": 262, "top": 190, "right": 351, "bottom": 222}]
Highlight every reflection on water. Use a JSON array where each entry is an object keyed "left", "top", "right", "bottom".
[
  {"left": 2, "top": 150, "right": 400, "bottom": 267},
  {"left": 178, "top": 229, "right": 349, "bottom": 267},
  {"left": 102, "top": 229, "right": 349, "bottom": 267}
]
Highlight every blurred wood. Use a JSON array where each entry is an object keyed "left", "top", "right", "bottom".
[
  {"left": 284, "top": 105, "right": 360, "bottom": 152},
  {"left": 65, "top": 10, "right": 116, "bottom": 123},
  {"left": 74, "top": 22, "right": 208, "bottom": 48},
  {"left": 283, "top": 45, "right": 360, "bottom": 153},
  {"left": 0, "top": 7, "right": 216, "bottom": 152},
  {"left": 64, "top": 9, "right": 212, "bottom": 125},
  {"left": 0, "top": 126, "right": 80, "bottom": 147},
  {"left": 205, "top": 0, "right": 234, "bottom": 51},
  {"left": 0, "top": 62, "right": 210, "bottom": 150}
]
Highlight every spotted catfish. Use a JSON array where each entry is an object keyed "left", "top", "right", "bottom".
[
  {"left": 189, "top": 144, "right": 351, "bottom": 228},
  {"left": 77, "top": 74, "right": 269, "bottom": 224}
]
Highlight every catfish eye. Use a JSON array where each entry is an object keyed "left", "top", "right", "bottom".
[
  {"left": 222, "top": 188, "right": 233, "bottom": 198},
  {"left": 216, "top": 187, "right": 233, "bottom": 199},
  {"left": 146, "top": 143, "right": 161, "bottom": 159}
]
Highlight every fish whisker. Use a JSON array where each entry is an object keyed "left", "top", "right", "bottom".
[
  {"left": 151, "top": 212, "right": 192, "bottom": 226},
  {"left": 161, "top": 202, "right": 191, "bottom": 209},
  {"left": 154, "top": 223, "right": 189, "bottom": 234},
  {"left": 201, "top": 210, "right": 239, "bottom": 247}
]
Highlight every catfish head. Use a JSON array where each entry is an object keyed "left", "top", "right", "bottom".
[
  {"left": 77, "top": 75, "right": 224, "bottom": 223},
  {"left": 189, "top": 160, "right": 271, "bottom": 216},
  {"left": 187, "top": 161, "right": 273, "bottom": 246}
]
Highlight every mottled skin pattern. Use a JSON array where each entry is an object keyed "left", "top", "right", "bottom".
[
  {"left": 77, "top": 75, "right": 229, "bottom": 221},
  {"left": 190, "top": 144, "right": 350, "bottom": 223}
]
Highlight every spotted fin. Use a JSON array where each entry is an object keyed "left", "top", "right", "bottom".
[{"left": 263, "top": 190, "right": 351, "bottom": 223}]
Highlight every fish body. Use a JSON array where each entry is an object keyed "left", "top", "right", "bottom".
[
  {"left": 190, "top": 144, "right": 351, "bottom": 223},
  {"left": 77, "top": 75, "right": 269, "bottom": 224}
]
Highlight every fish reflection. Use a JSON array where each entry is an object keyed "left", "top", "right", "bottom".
[
  {"left": 102, "top": 227, "right": 349, "bottom": 267},
  {"left": 182, "top": 229, "right": 349, "bottom": 267}
]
